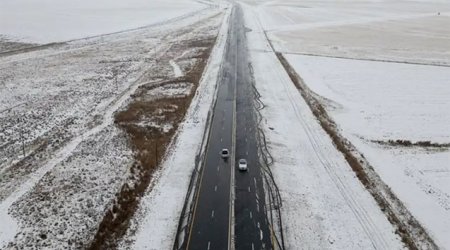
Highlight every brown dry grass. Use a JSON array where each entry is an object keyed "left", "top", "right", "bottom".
[
  {"left": 276, "top": 52, "right": 438, "bottom": 250},
  {"left": 87, "top": 37, "right": 215, "bottom": 250},
  {"left": 373, "top": 139, "right": 450, "bottom": 149}
]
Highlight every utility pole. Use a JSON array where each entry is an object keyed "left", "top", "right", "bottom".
[
  {"left": 155, "top": 138, "right": 158, "bottom": 166},
  {"left": 17, "top": 115, "right": 25, "bottom": 157},
  {"left": 21, "top": 129, "right": 25, "bottom": 157},
  {"left": 113, "top": 67, "right": 119, "bottom": 92}
]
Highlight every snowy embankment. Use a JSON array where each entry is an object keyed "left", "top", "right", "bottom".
[
  {"left": 240, "top": 2, "right": 404, "bottom": 249},
  {"left": 249, "top": 0, "right": 450, "bottom": 247},
  {"left": 118, "top": 4, "right": 231, "bottom": 249},
  {"left": 285, "top": 55, "right": 450, "bottom": 248},
  {"left": 0, "top": 2, "right": 224, "bottom": 248},
  {"left": 0, "top": 0, "right": 205, "bottom": 44}
]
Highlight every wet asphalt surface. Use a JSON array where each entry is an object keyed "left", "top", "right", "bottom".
[{"left": 186, "top": 5, "right": 272, "bottom": 250}]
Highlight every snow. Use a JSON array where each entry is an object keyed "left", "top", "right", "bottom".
[
  {"left": 8, "top": 126, "right": 133, "bottom": 249},
  {"left": 169, "top": 60, "right": 184, "bottom": 77},
  {"left": 286, "top": 55, "right": 450, "bottom": 143},
  {"left": 148, "top": 82, "right": 193, "bottom": 98},
  {"left": 258, "top": 0, "right": 450, "bottom": 66},
  {"left": 239, "top": 2, "right": 404, "bottom": 249},
  {"left": 0, "top": 5, "right": 225, "bottom": 249},
  {"left": 0, "top": 204, "right": 16, "bottom": 250},
  {"left": 0, "top": 0, "right": 205, "bottom": 43},
  {"left": 240, "top": 0, "right": 450, "bottom": 247},
  {"left": 118, "top": 4, "right": 231, "bottom": 249},
  {"left": 1, "top": 0, "right": 447, "bottom": 247},
  {"left": 0, "top": 28, "right": 154, "bottom": 247},
  {"left": 135, "top": 120, "right": 174, "bottom": 133},
  {"left": 285, "top": 54, "right": 450, "bottom": 248}
]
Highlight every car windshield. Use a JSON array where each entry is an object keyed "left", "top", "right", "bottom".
[{"left": 239, "top": 159, "right": 246, "bottom": 164}]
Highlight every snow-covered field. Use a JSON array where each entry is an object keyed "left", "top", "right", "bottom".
[
  {"left": 0, "top": 0, "right": 206, "bottom": 44},
  {"left": 243, "top": 0, "right": 450, "bottom": 248},
  {"left": 285, "top": 55, "right": 450, "bottom": 144},
  {"left": 0, "top": 2, "right": 224, "bottom": 248},
  {"left": 263, "top": 0, "right": 450, "bottom": 66},
  {"left": 240, "top": 2, "right": 406, "bottom": 249},
  {"left": 2, "top": 0, "right": 449, "bottom": 248},
  {"left": 285, "top": 53, "right": 450, "bottom": 248}
]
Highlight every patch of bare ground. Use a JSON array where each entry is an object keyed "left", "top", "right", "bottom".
[
  {"left": 372, "top": 139, "right": 450, "bottom": 150},
  {"left": 276, "top": 52, "right": 438, "bottom": 250},
  {"left": 88, "top": 37, "right": 216, "bottom": 249}
]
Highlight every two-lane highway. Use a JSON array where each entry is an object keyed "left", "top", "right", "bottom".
[{"left": 185, "top": 4, "right": 272, "bottom": 250}]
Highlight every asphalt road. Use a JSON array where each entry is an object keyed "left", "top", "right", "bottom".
[
  {"left": 186, "top": 5, "right": 272, "bottom": 250},
  {"left": 233, "top": 5, "right": 272, "bottom": 250}
]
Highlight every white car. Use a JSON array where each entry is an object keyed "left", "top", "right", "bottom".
[
  {"left": 238, "top": 159, "right": 248, "bottom": 171},
  {"left": 221, "top": 148, "right": 230, "bottom": 158}
]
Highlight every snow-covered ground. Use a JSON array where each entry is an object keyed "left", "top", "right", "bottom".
[
  {"left": 285, "top": 53, "right": 450, "bottom": 248},
  {"left": 285, "top": 55, "right": 450, "bottom": 144},
  {"left": 2, "top": 0, "right": 449, "bottom": 248},
  {"left": 0, "top": 0, "right": 206, "bottom": 44},
  {"left": 0, "top": 3, "right": 225, "bottom": 248},
  {"left": 240, "top": 2, "right": 405, "bottom": 249},
  {"left": 257, "top": 0, "right": 450, "bottom": 66},
  {"left": 243, "top": 0, "right": 450, "bottom": 248},
  {"left": 118, "top": 4, "right": 231, "bottom": 249}
]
